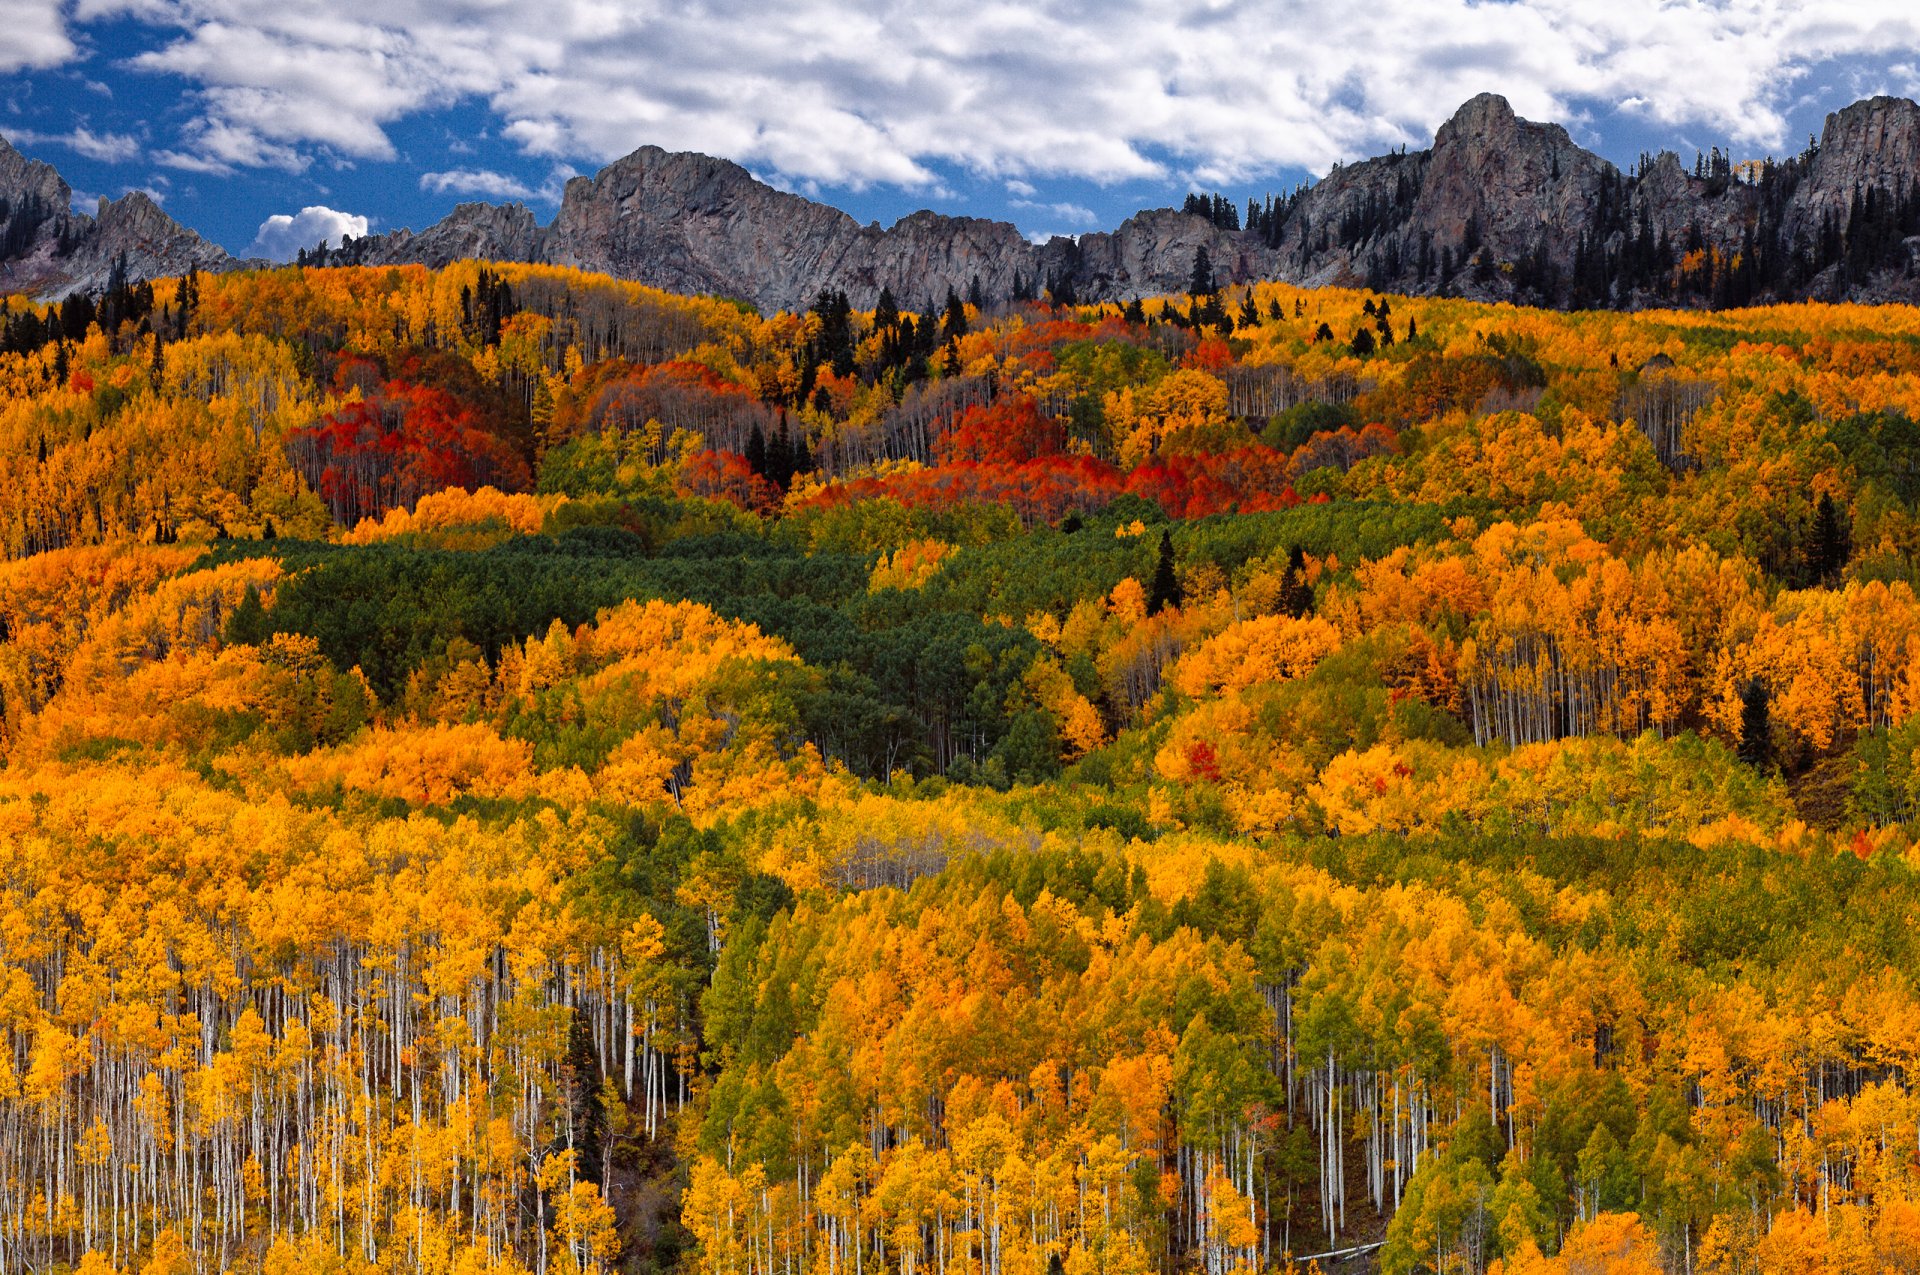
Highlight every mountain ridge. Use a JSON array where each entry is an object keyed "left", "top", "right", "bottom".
[{"left": 6, "top": 92, "right": 1920, "bottom": 311}]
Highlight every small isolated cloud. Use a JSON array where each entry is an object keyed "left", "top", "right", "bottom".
[
  {"left": 249, "top": 205, "right": 369, "bottom": 260},
  {"left": 421, "top": 167, "right": 535, "bottom": 199},
  {"left": 8, "top": 125, "right": 140, "bottom": 162},
  {"left": 1012, "top": 199, "right": 1099, "bottom": 227},
  {"left": 419, "top": 164, "right": 574, "bottom": 203},
  {"left": 1005, "top": 179, "right": 1037, "bottom": 197}
]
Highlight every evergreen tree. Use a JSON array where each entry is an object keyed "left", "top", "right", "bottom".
[
  {"left": 1148, "top": 530, "right": 1183, "bottom": 616},
  {"left": 942, "top": 287, "right": 969, "bottom": 341},
  {"left": 745, "top": 423, "right": 768, "bottom": 477},
  {"left": 559, "top": 1008, "right": 607, "bottom": 1185},
  {"left": 1738, "top": 680, "right": 1773, "bottom": 769},
  {"left": 768, "top": 419, "right": 795, "bottom": 489},
  {"left": 1188, "top": 247, "right": 1215, "bottom": 298},
  {"left": 1809, "top": 491, "right": 1850, "bottom": 583},
  {"left": 224, "top": 584, "right": 271, "bottom": 647},
  {"left": 1278, "top": 545, "right": 1313, "bottom": 617}
]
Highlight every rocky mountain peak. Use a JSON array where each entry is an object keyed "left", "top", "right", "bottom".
[
  {"left": 8, "top": 92, "right": 1920, "bottom": 311},
  {"left": 1434, "top": 92, "right": 1519, "bottom": 147}
]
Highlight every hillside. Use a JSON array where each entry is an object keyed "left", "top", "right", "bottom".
[
  {"left": 7, "top": 93, "right": 1920, "bottom": 309},
  {"left": 0, "top": 263, "right": 1913, "bottom": 1275}
]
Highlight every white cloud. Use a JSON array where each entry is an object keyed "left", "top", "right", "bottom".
[
  {"left": 0, "top": 0, "right": 75, "bottom": 72},
  {"left": 7, "top": 125, "right": 141, "bottom": 162},
  {"left": 1012, "top": 198, "right": 1098, "bottom": 227},
  {"left": 48, "top": 0, "right": 1920, "bottom": 188},
  {"left": 248, "top": 204, "right": 368, "bottom": 260},
  {"left": 419, "top": 164, "right": 573, "bottom": 202}
]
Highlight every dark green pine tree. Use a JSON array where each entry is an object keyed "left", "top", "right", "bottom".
[
  {"left": 745, "top": 422, "right": 768, "bottom": 477},
  {"left": 559, "top": 1008, "right": 607, "bottom": 1185},
  {"left": 1188, "top": 247, "right": 1215, "bottom": 298},
  {"left": 1278, "top": 545, "right": 1314, "bottom": 617},
  {"left": 768, "top": 419, "right": 795, "bottom": 489},
  {"left": 1809, "top": 491, "right": 1849, "bottom": 584},
  {"left": 1148, "top": 530, "right": 1183, "bottom": 616},
  {"left": 1737, "top": 679, "right": 1773, "bottom": 769},
  {"left": 223, "top": 583, "right": 271, "bottom": 647},
  {"left": 942, "top": 287, "right": 969, "bottom": 341}
]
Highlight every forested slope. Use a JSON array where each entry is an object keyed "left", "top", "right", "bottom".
[{"left": 0, "top": 259, "right": 1914, "bottom": 1274}]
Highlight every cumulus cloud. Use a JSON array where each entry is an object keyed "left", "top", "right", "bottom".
[
  {"left": 0, "top": 0, "right": 76, "bottom": 72},
  {"left": 47, "top": 0, "right": 1920, "bottom": 189},
  {"left": 1011, "top": 199, "right": 1099, "bottom": 227},
  {"left": 248, "top": 204, "right": 368, "bottom": 260},
  {"left": 7, "top": 125, "right": 140, "bottom": 162},
  {"left": 419, "top": 164, "right": 573, "bottom": 202}
]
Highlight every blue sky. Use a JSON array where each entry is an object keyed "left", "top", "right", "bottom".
[{"left": 3, "top": 1, "right": 1917, "bottom": 260}]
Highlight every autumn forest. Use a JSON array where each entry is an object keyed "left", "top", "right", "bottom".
[{"left": 0, "top": 251, "right": 1915, "bottom": 1275}]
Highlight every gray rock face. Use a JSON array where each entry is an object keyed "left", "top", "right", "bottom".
[
  {"left": 362, "top": 202, "right": 543, "bottom": 270},
  {"left": 0, "top": 137, "right": 231, "bottom": 299},
  {"left": 8, "top": 92, "right": 1920, "bottom": 311},
  {"left": 1412, "top": 94, "right": 1615, "bottom": 265},
  {"left": 1067, "top": 208, "right": 1280, "bottom": 301},
  {"left": 1796, "top": 97, "right": 1920, "bottom": 237},
  {"left": 59, "top": 192, "right": 232, "bottom": 296}
]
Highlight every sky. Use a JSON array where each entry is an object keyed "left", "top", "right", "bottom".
[{"left": 1, "top": 0, "right": 1918, "bottom": 261}]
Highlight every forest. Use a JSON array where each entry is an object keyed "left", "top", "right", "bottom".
[{"left": 0, "top": 253, "right": 1914, "bottom": 1275}]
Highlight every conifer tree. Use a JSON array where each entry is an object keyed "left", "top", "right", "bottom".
[{"left": 1148, "top": 530, "right": 1183, "bottom": 615}]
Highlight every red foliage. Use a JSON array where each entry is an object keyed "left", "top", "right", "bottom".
[
  {"left": 934, "top": 398, "right": 1068, "bottom": 466},
  {"left": 805, "top": 455, "right": 1125, "bottom": 526},
  {"left": 288, "top": 379, "right": 531, "bottom": 526},
  {"left": 1185, "top": 740, "right": 1222, "bottom": 783},
  {"left": 677, "top": 449, "right": 780, "bottom": 514},
  {"left": 801, "top": 444, "right": 1299, "bottom": 525},
  {"left": 1290, "top": 423, "right": 1399, "bottom": 475},
  {"left": 1183, "top": 339, "right": 1234, "bottom": 372},
  {"left": 1123, "top": 448, "right": 1300, "bottom": 518}
]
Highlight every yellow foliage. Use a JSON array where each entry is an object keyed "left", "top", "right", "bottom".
[{"left": 1169, "top": 613, "right": 1342, "bottom": 698}]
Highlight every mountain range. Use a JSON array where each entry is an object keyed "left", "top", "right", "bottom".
[{"left": 4, "top": 92, "right": 1919, "bottom": 312}]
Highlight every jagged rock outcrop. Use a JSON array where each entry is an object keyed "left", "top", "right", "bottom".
[
  {"left": 0, "top": 136, "right": 231, "bottom": 299},
  {"left": 9, "top": 91, "right": 1920, "bottom": 311},
  {"left": 1794, "top": 96, "right": 1920, "bottom": 236},
  {"left": 1061, "top": 208, "right": 1279, "bottom": 302},
  {"left": 361, "top": 201, "right": 543, "bottom": 270},
  {"left": 58, "top": 192, "right": 232, "bottom": 296}
]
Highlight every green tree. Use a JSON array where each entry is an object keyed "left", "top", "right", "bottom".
[
  {"left": 1188, "top": 247, "right": 1215, "bottom": 298},
  {"left": 1737, "top": 679, "right": 1772, "bottom": 769},
  {"left": 1148, "top": 530, "right": 1183, "bottom": 615},
  {"left": 224, "top": 584, "right": 271, "bottom": 647}
]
